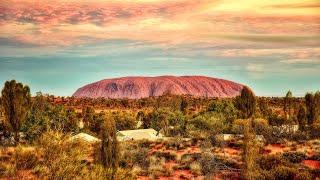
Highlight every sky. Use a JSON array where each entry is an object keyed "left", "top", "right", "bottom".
[{"left": 0, "top": 0, "right": 319, "bottom": 97}]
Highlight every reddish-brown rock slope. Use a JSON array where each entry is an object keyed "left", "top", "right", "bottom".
[{"left": 72, "top": 76, "right": 244, "bottom": 99}]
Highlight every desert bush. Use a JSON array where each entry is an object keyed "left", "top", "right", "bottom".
[
  {"left": 310, "top": 152, "right": 320, "bottom": 161},
  {"left": 199, "top": 138, "right": 212, "bottom": 150},
  {"left": 189, "top": 162, "right": 202, "bottom": 176},
  {"left": 0, "top": 163, "right": 16, "bottom": 177},
  {"left": 80, "top": 165, "right": 136, "bottom": 180},
  {"left": 148, "top": 157, "right": 172, "bottom": 178},
  {"left": 164, "top": 138, "right": 186, "bottom": 150},
  {"left": 35, "top": 131, "right": 91, "bottom": 179},
  {"left": 137, "top": 139, "right": 152, "bottom": 148},
  {"left": 153, "top": 151, "right": 177, "bottom": 161},
  {"left": 252, "top": 118, "right": 269, "bottom": 135},
  {"left": 282, "top": 152, "right": 306, "bottom": 163},
  {"left": 199, "top": 152, "right": 217, "bottom": 175},
  {"left": 13, "top": 146, "right": 38, "bottom": 170},
  {"left": 310, "top": 123, "right": 320, "bottom": 138},
  {"left": 187, "top": 113, "right": 227, "bottom": 138},
  {"left": 180, "top": 153, "right": 201, "bottom": 165},
  {"left": 112, "top": 111, "right": 137, "bottom": 131},
  {"left": 231, "top": 119, "right": 246, "bottom": 134},
  {"left": 272, "top": 166, "right": 297, "bottom": 180},
  {"left": 258, "top": 169, "right": 274, "bottom": 180},
  {"left": 288, "top": 131, "right": 309, "bottom": 141},
  {"left": 258, "top": 155, "right": 285, "bottom": 171},
  {"left": 207, "top": 99, "right": 238, "bottom": 130},
  {"left": 295, "top": 171, "right": 312, "bottom": 180},
  {"left": 120, "top": 145, "right": 150, "bottom": 170}
]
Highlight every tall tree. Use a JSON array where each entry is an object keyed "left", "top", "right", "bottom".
[
  {"left": 100, "top": 116, "right": 119, "bottom": 178},
  {"left": 284, "top": 91, "right": 293, "bottom": 120},
  {"left": 258, "top": 98, "right": 271, "bottom": 118},
  {"left": 305, "top": 93, "right": 315, "bottom": 125},
  {"left": 82, "top": 106, "right": 95, "bottom": 128},
  {"left": 242, "top": 120, "right": 259, "bottom": 180},
  {"left": 314, "top": 91, "right": 320, "bottom": 122},
  {"left": 297, "top": 105, "right": 307, "bottom": 131},
  {"left": 235, "top": 86, "right": 256, "bottom": 119},
  {"left": 1, "top": 80, "right": 31, "bottom": 144},
  {"left": 180, "top": 97, "right": 188, "bottom": 114}
]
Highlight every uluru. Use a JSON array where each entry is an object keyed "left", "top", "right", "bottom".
[{"left": 72, "top": 76, "right": 244, "bottom": 99}]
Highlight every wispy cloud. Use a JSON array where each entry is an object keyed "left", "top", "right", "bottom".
[{"left": 280, "top": 58, "right": 320, "bottom": 64}]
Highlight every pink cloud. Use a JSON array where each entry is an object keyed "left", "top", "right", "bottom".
[{"left": 0, "top": 0, "right": 209, "bottom": 25}]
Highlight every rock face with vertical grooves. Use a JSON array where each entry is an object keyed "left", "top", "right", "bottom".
[{"left": 72, "top": 76, "right": 244, "bottom": 99}]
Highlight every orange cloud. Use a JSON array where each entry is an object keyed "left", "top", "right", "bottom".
[{"left": 0, "top": 0, "right": 319, "bottom": 48}]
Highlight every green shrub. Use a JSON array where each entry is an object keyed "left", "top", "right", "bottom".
[
  {"left": 282, "top": 152, "right": 306, "bottom": 163},
  {"left": 259, "top": 169, "right": 274, "bottom": 180},
  {"left": 120, "top": 146, "right": 150, "bottom": 170},
  {"left": 272, "top": 166, "right": 297, "bottom": 180},
  {"left": 199, "top": 152, "right": 217, "bottom": 175},
  {"left": 35, "top": 131, "right": 91, "bottom": 179},
  {"left": 153, "top": 151, "right": 177, "bottom": 161},
  {"left": 258, "top": 155, "right": 285, "bottom": 171},
  {"left": 148, "top": 157, "right": 172, "bottom": 178},
  {"left": 295, "top": 171, "right": 312, "bottom": 180},
  {"left": 189, "top": 162, "right": 201, "bottom": 175},
  {"left": 164, "top": 138, "right": 186, "bottom": 150},
  {"left": 0, "top": 163, "right": 16, "bottom": 177}
]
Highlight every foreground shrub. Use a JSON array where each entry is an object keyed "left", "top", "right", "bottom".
[
  {"left": 0, "top": 163, "right": 16, "bottom": 177},
  {"left": 258, "top": 155, "right": 285, "bottom": 171},
  {"left": 272, "top": 166, "right": 297, "bottom": 180},
  {"left": 153, "top": 151, "right": 177, "bottom": 161},
  {"left": 199, "top": 152, "right": 217, "bottom": 175},
  {"left": 164, "top": 138, "right": 187, "bottom": 150},
  {"left": 34, "top": 131, "right": 91, "bottom": 179},
  {"left": 189, "top": 162, "right": 201, "bottom": 176},
  {"left": 120, "top": 144, "right": 150, "bottom": 171},
  {"left": 81, "top": 165, "right": 136, "bottom": 180},
  {"left": 295, "top": 171, "right": 312, "bottom": 180},
  {"left": 148, "top": 157, "right": 172, "bottom": 178},
  {"left": 282, "top": 152, "right": 306, "bottom": 163},
  {"left": 13, "top": 146, "right": 38, "bottom": 170}
]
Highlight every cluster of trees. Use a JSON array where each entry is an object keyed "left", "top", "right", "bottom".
[
  {"left": 51, "top": 94, "right": 213, "bottom": 113},
  {"left": 1, "top": 80, "right": 320, "bottom": 179},
  {"left": 0, "top": 80, "right": 120, "bottom": 175},
  {"left": 2, "top": 80, "right": 320, "bottom": 145}
]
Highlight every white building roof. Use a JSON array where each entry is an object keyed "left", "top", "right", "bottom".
[
  {"left": 117, "top": 128, "right": 163, "bottom": 141},
  {"left": 70, "top": 133, "right": 101, "bottom": 143}
]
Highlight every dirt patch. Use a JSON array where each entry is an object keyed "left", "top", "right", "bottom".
[
  {"left": 264, "top": 144, "right": 289, "bottom": 154},
  {"left": 302, "top": 160, "right": 320, "bottom": 169},
  {"left": 171, "top": 170, "right": 194, "bottom": 179}
]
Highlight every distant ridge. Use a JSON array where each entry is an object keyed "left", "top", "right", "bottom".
[{"left": 72, "top": 76, "right": 244, "bottom": 99}]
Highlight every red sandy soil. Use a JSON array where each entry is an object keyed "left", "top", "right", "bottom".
[
  {"left": 2, "top": 170, "right": 36, "bottom": 180},
  {"left": 170, "top": 170, "right": 194, "bottom": 179},
  {"left": 137, "top": 176, "right": 149, "bottom": 180},
  {"left": 302, "top": 160, "right": 320, "bottom": 169},
  {"left": 224, "top": 147, "right": 240, "bottom": 155},
  {"left": 137, "top": 170, "right": 195, "bottom": 180},
  {"left": 264, "top": 144, "right": 289, "bottom": 154},
  {"left": 165, "top": 161, "right": 178, "bottom": 168},
  {"left": 150, "top": 145, "right": 200, "bottom": 157},
  {"left": 214, "top": 170, "right": 239, "bottom": 180}
]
